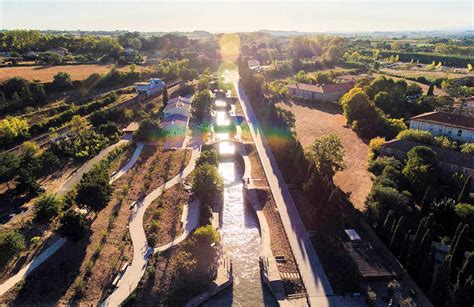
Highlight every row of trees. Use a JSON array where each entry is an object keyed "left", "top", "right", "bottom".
[{"left": 366, "top": 147, "right": 473, "bottom": 306}]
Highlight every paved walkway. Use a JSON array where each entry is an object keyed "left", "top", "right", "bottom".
[
  {"left": 102, "top": 147, "right": 200, "bottom": 307},
  {"left": 0, "top": 141, "right": 142, "bottom": 298},
  {"left": 228, "top": 70, "right": 335, "bottom": 306}
]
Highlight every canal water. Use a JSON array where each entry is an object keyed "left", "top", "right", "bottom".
[{"left": 203, "top": 103, "right": 277, "bottom": 306}]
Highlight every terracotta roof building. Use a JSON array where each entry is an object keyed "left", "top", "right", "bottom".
[
  {"left": 287, "top": 81, "right": 355, "bottom": 102},
  {"left": 409, "top": 111, "right": 474, "bottom": 142}
]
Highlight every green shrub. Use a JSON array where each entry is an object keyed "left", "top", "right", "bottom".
[
  {"left": 34, "top": 193, "right": 63, "bottom": 222},
  {"left": 0, "top": 230, "right": 26, "bottom": 266}
]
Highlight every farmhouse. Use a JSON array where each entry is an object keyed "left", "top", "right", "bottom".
[
  {"left": 163, "top": 97, "right": 191, "bottom": 118},
  {"left": 47, "top": 47, "right": 68, "bottom": 57},
  {"left": 162, "top": 115, "right": 189, "bottom": 136},
  {"left": 287, "top": 81, "right": 355, "bottom": 102},
  {"left": 134, "top": 78, "right": 165, "bottom": 96},
  {"left": 409, "top": 111, "right": 474, "bottom": 142},
  {"left": 162, "top": 96, "right": 192, "bottom": 136},
  {"left": 248, "top": 59, "right": 260, "bottom": 69}
]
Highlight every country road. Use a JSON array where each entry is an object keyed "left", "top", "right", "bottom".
[{"left": 227, "top": 70, "right": 337, "bottom": 306}]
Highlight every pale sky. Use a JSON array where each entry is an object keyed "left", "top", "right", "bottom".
[{"left": 0, "top": 0, "right": 473, "bottom": 33}]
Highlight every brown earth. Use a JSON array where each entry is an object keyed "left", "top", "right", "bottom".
[
  {"left": 0, "top": 64, "right": 150, "bottom": 82},
  {"left": 143, "top": 183, "right": 190, "bottom": 248},
  {"left": 276, "top": 99, "right": 373, "bottom": 211}
]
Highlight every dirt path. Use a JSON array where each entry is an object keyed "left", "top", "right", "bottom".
[{"left": 276, "top": 100, "right": 373, "bottom": 211}]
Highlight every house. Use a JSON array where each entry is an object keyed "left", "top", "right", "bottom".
[
  {"left": 162, "top": 115, "right": 189, "bottom": 136},
  {"left": 163, "top": 98, "right": 192, "bottom": 118},
  {"left": 24, "top": 51, "right": 38, "bottom": 58},
  {"left": 287, "top": 81, "right": 355, "bottom": 102},
  {"left": 248, "top": 59, "right": 260, "bottom": 69},
  {"left": 134, "top": 78, "right": 165, "bottom": 96},
  {"left": 124, "top": 48, "right": 135, "bottom": 55},
  {"left": 380, "top": 139, "right": 474, "bottom": 189},
  {"left": 409, "top": 111, "right": 474, "bottom": 142},
  {"left": 47, "top": 47, "right": 68, "bottom": 57}
]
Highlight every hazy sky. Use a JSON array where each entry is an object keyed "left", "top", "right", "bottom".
[{"left": 1, "top": 0, "right": 473, "bottom": 33}]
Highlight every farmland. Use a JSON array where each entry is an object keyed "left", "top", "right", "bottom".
[{"left": 0, "top": 64, "right": 150, "bottom": 82}]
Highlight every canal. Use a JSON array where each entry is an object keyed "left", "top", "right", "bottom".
[{"left": 203, "top": 100, "right": 277, "bottom": 306}]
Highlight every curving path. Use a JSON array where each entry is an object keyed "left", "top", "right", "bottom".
[
  {"left": 102, "top": 147, "right": 200, "bottom": 307},
  {"left": 0, "top": 141, "right": 143, "bottom": 298}
]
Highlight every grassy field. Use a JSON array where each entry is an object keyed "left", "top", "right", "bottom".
[
  {"left": 373, "top": 72, "right": 446, "bottom": 96},
  {"left": 0, "top": 64, "right": 149, "bottom": 82},
  {"left": 276, "top": 99, "right": 373, "bottom": 211}
]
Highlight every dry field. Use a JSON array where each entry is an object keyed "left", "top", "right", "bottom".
[
  {"left": 381, "top": 67, "right": 471, "bottom": 80},
  {"left": 276, "top": 100, "right": 373, "bottom": 211},
  {"left": 0, "top": 64, "right": 149, "bottom": 82}
]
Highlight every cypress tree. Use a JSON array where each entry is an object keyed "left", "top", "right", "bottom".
[
  {"left": 457, "top": 252, "right": 474, "bottom": 287},
  {"left": 400, "top": 229, "right": 412, "bottom": 264},
  {"left": 451, "top": 276, "right": 474, "bottom": 307},
  {"left": 390, "top": 216, "right": 405, "bottom": 253},
  {"left": 430, "top": 259, "right": 450, "bottom": 307},
  {"left": 421, "top": 186, "right": 431, "bottom": 215},
  {"left": 450, "top": 223, "right": 463, "bottom": 253},
  {"left": 450, "top": 224, "right": 470, "bottom": 280},
  {"left": 427, "top": 84, "right": 434, "bottom": 96},
  {"left": 381, "top": 210, "right": 395, "bottom": 242},
  {"left": 162, "top": 86, "right": 168, "bottom": 103},
  {"left": 458, "top": 176, "right": 471, "bottom": 203},
  {"left": 417, "top": 229, "right": 433, "bottom": 287}
]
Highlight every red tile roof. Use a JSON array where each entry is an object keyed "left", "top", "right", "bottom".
[
  {"left": 410, "top": 111, "right": 474, "bottom": 131},
  {"left": 287, "top": 81, "right": 355, "bottom": 94}
]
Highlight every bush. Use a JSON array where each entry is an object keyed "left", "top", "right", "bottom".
[
  {"left": 396, "top": 129, "right": 435, "bottom": 144},
  {"left": 0, "top": 230, "right": 26, "bottom": 267},
  {"left": 192, "top": 164, "right": 223, "bottom": 206},
  {"left": 368, "top": 156, "right": 402, "bottom": 176},
  {"left": 34, "top": 193, "right": 63, "bottom": 222},
  {"left": 196, "top": 149, "right": 218, "bottom": 167},
  {"left": 461, "top": 143, "right": 474, "bottom": 155},
  {"left": 59, "top": 211, "right": 87, "bottom": 242},
  {"left": 368, "top": 137, "right": 386, "bottom": 161}
]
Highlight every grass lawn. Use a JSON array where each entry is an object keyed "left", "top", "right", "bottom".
[
  {"left": 380, "top": 67, "right": 470, "bottom": 80},
  {"left": 276, "top": 99, "right": 373, "bottom": 211}
]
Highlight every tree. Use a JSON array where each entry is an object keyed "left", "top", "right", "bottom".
[
  {"left": 430, "top": 259, "right": 450, "bottom": 307},
  {"left": 59, "top": 211, "right": 87, "bottom": 242},
  {"left": 192, "top": 164, "right": 223, "bottom": 205},
  {"left": 461, "top": 143, "right": 474, "bottom": 155},
  {"left": 403, "top": 146, "right": 438, "bottom": 199},
  {"left": 162, "top": 86, "right": 168, "bottom": 103},
  {"left": 75, "top": 165, "right": 112, "bottom": 212},
  {"left": 0, "top": 116, "right": 30, "bottom": 144},
  {"left": 38, "top": 149, "right": 60, "bottom": 175},
  {"left": 0, "top": 230, "right": 26, "bottom": 267},
  {"left": 191, "top": 90, "right": 212, "bottom": 121},
  {"left": 307, "top": 134, "right": 345, "bottom": 177},
  {"left": 51, "top": 72, "right": 73, "bottom": 90},
  {"left": 390, "top": 216, "right": 405, "bottom": 253},
  {"left": 381, "top": 209, "right": 396, "bottom": 242},
  {"left": 0, "top": 151, "right": 19, "bottom": 190},
  {"left": 450, "top": 224, "right": 469, "bottom": 280},
  {"left": 427, "top": 84, "right": 435, "bottom": 96},
  {"left": 134, "top": 118, "right": 162, "bottom": 142},
  {"left": 457, "top": 176, "right": 471, "bottom": 203},
  {"left": 34, "top": 193, "right": 63, "bottom": 222},
  {"left": 196, "top": 149, "right": 218, "bottom": 167}
]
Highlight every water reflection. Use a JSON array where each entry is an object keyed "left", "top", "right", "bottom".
[{"left": 204, "top": 103, "right": 276, "bottom": 306}]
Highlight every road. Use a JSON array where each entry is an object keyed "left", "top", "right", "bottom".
[
  {"left": 227, "top": 70, "right": 336, "bottom": 306},
  {"left": 102, "top": 147, "right": 200, "bottom": 307}
]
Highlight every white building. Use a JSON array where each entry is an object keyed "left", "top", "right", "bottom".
[
  {"left": 163, "top": 98, "right": 191, "bottom": 118},
  {"left": 409, "top": 111, "right": 474, "bottom": 142},
  {"left": 134, "top": 78, "right": 165, "bottom": 96},
  {"left": 47, "top": 47, "right": 68, "bottom": 57},
  {"left": 248, "top": 59, "right": 261, "bottom": 69}
]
